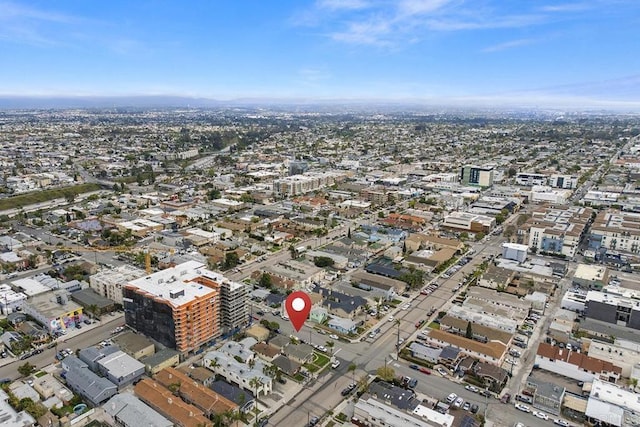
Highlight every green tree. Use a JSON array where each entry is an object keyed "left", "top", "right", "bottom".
[
  {"left": 223, "top": 252, "right": 240, "bottom": 270},
  {"left": 18, "top": 362, "right": 35, "bottom": 377},
  {"left": 465, "top": 321, "right": 473, "bottom": 339},
  {"left": 474, "top": 232, "right": 485, "bottom": 242},
  {"left": 376, "top": 365, "right": 395, "bottom": 382},
  {"left": 313, "top": 256, "right": 335, "bottom": 268},
  {"left": 258, "top": 273, "right": 272, "bottom": 288},
  {"left": 207, "top": 188, "right": 221, "bottom": 200}
]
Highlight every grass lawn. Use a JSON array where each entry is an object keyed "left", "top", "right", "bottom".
[
  {"left": 304, "top": 351, "right": 331, "bottom": 373},
  {"left": 294, "top": 373, "right": 305, "bottom": 382},
  {"left": 34, "top": 371, "right": 47, "bottom": 378},
  {"left": 0, "top": 183, "right": 100, "bottom": 211},
  {"left": 428, "top": 322, "right": 440, "bottom": 329},
  {"left": 314, "top": 352, "right": 330, "bottom": 367}
]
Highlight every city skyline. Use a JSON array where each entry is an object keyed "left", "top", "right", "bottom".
[{"left": 1, "top": 0, "right": 639, "bottom": 109}]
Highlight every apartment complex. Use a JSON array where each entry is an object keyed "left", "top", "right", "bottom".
[
  {"left": 272, "top": 171, "right": 346, "bottom": 197},
  {"left": 589, "top": 210, "right": 640, "bottom": 254},
  {"left": 89, "top": 265, "right": 146, "bottom": 305},
  {"left": 523, "top": 205, "right": 593, "bottom": 257},
  {"left": 460, "top": 165, "right": 494, "bottom": 188},
  {"left": 123, "top": 261, "right": 223, "bottom": 353}
]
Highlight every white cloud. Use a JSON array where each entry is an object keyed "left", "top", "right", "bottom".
[{"left": 481, "top": 38, "right": 537, "bottom": 53}]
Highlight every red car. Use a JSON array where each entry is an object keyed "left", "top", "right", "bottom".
[{"left": 419, "top": 367, "right": 431, "bottom": 375}]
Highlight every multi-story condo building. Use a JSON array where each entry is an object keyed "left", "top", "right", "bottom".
[
  {"left": 549, "top": 174, "right": 578, "bottom": 189},
  {"left": 272, "top": 171, "right": 346, "bottom": 197},
  {"left": 123, "top": 261, "right": 227, "bottom": 353},
  {"left": 516, "top": 172, "right": 547, "bottom": 187},
  {"left": 89, "top": 265, "right": 146, "bottom": 305},
  {"left": 460, "top": 165, "right": 494, "bottom": 188},
  {"left": 523, "top": 205, "right": 592, "bottom": 258},
  {"left": 589, "top": 210, "right": 640, "bottom": 254}
]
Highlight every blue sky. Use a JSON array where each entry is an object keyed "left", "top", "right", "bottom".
[{"left": 1, "top": 0, "right": 639, "bottom": 107}]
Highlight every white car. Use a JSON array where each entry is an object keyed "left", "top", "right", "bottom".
[
  {"left": 329, "top": 334, "right": 339, "bottom": 340},
  {"left": 453, "top": 397, "right": 464, "bottom": 408},
  {"left": 437, "top": 367, "right": 448, "bottom": 376},
  {"left": 446, "top": 393, "right": 457, "bottom": 403},
  {"left": 464, "top": 385, "right": 479, "bottom": 393},
  {"left": 388, "top": 316, "right": 394, "bottom": 322},
  {"left": 553, "top": 419, "right": 570, "bottom": 426},
  {"left": 402, "top": 303, "right": 411, "bottom": 310},
  {"left": 514, "top": 403, "right": 531, "bottom": 413},
  {"left": 331, "top": 360, "right": 341, "bottom": 369},
  {"left": 533, "top": 411, "right": 549, "bottom": 420},
  {"left": 506, "top": 359, "right": 518, "bottom": 365}
]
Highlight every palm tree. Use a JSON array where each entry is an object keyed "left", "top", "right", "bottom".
[
  {"left": 325, "top": 340, "right": 335, "bottom": 356},
  {"left": 348, "top": 363, "right": 357, "bottom": 384},
  {"left": 249, "top": 376, "right": 264, "bottom": 426}
]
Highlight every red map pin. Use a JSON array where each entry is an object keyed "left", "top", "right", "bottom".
[{"left": 285, "top": 291, "right": 312, "bottom": 332}]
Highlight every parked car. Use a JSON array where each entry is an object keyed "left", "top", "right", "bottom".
[
  {"left": 465, "top": 385, "right": 479, "bottom": 393},
  {"left": 329, "top": 334, "right": 339, "bottom": 340},
  {"left": 514, "top": 403, "right": 531, "bottom": 413},
  {"left": 500, "top": 393, "right": 511, "bottom": 404},
  {"left": 419, "top": 367, "right": 431, "bottom": 375},
  {"left": 533, "top": 411, "right": 549, "bottom": 420},
  {"left": 462, "top": 402, "right": 471, "bottom": 411},
  {"left": 516, "top": 395, "right": 533, "bottom": 404},
  {"left": 471, "top": 404, "right": 479, "bottom": 414},
  {"left": 553, "top": 419, "right": 570, "bottom": 426},
  {"left": 453, "top": 397, "right": 464, "bottom": 409},
  {"left": 446, "top": 393, "right": 457, "bottom": 403}
]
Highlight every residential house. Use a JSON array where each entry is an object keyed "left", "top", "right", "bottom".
[
  {"left": 425, "top": 329, "right": 508, "bottom": 366},
  {"left": 133, "top": 378, "right": 212, "bottom": 427},
  {"left": 283, "top": 343, "right": 314, "bottom": 364},
  {"left": 155, "top": 368, "right": 238, "bottom": 418},
  {"left": 103, "top": 392, "right": 173, "bottom": 427},
  {"left": 63, "top": 356, "right": 118, "bottom": 406}
]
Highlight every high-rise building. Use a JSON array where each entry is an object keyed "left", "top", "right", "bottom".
[
  {"left": 220, "top": 280, "right": 248, "bottom": 335},
  {"left": 460, "top": 165, "right": 494, "bottom": 188},
  {"left": 123, "top": 261, "right": 229, "bottom": 353}
]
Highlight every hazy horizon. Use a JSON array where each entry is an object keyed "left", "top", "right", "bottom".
[{"left": 1, "top": 1, "right": 639, "bottom": 110}]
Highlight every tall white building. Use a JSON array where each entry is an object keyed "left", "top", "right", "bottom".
[{"left": 89, "top": 265, "right": 146, "bottom": 305}]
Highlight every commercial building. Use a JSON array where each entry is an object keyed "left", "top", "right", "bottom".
[
  {"left": 123, "top": 261, "right": 223, "bottom": 353},
  {"left": 529, "top": 186, "right": 572, "bottom": 204},
  {"left": 583, "top": 288, "right": 640, "bottom": 329},
  {"left": 441, "top": 211, "right": 495, "bottom": 233},
  {"left": 535, "top": 343, "right": 621, "bottom": 384},
  {"left": 460, "top": 165, "right": 494, "bottom": 188},
  {"left": 573, "top": 264, "right": 609, "bottom": 290},
  {"left": 21, "top": 291, "right": 83, "bottom": 333},
  {"left": 585, "top": 378, "right": 640, "bottom": 426},
  {"left": 502, "top": 242, "right": 528, "bottom": 263}
]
